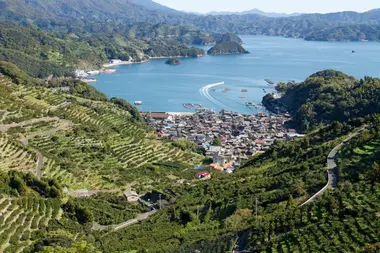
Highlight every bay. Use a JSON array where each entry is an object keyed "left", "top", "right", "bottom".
[{"left": 92, "top": 36, "right": 380, "bottom": 114}]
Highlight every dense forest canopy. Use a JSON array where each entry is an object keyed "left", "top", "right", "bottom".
[
  {"left": 263, "top": 70, "right": 380, "bottom": 131},
  {"left": 0, "top": 21, "right": 213, "bottom": 77}
]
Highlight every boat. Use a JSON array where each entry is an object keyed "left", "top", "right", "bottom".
[
  {"left": 239, "top": 95, "right": 246, "bottom": 99},
  {"left": 81, "top": 79, "right": 97, "bottom": 83},
  {"left": 183, "top": 103, "right": 202, "bottom": 110},
  {"left": 103, "top": 68, "right": 116, "bottom": 74},
  {"left": 222, "top": 88, "right": 231, "bottom": 93},
  {"left": 245, "top": 101, "right": 254, "bottom": 107},
  {"left": 265, "top": 79, "right": 274, "bottom": 85},
  {"left": 352, "top": 50, "right": 356, "bottom": 53},
  {"left": 241, "top": 89, "right": 248, "bottom": 92},
  {"left": 211, "top": 89, "right": 217, "bottom": 92},
  {"left": 263, "top": 89, "right": 267, "bottom": 93},
  {"left": 134, "top": 101, "right": 143, "bottom": 105}
]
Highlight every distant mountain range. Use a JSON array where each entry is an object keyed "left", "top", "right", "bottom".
[
  {"left": 1, "top": 0, "right": 380, "bottom": 42},
  {"left": 206, "top": 9, "right": 302, "bottom": 18}
]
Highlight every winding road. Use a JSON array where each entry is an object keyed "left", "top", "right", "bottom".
[
  {"left": 0, "top": 117, "right": 73, "bottom": 179},
  {"left": 301, "top": 127, "right": 366, "bottom": 206}
]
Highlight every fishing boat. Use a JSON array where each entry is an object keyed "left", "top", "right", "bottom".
[
  {"left": 245, "top": 101, "right": 254, "bottom": 106},
  {"left": 241, "top": 89, "right": 248, "bottom": 92},
  {"left": 134, "top": 101, "right": 143, "bottom": 105},
  {"left": 103, "top": 68, "right": 116, "bottom": 74},
  {"left": 265, "top": 79, "right": 274, "bottom": 85},
  {"left": 222, "top": 88, "right": 230, "bottom": 93},
  {"left": 183, "top": 103, "right": 202, "bottom": 110}
]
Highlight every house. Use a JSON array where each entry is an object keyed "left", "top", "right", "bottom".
[
  {"left": 210, "top": 164, "right": 224, "bottom": 171},
  {"left": 258, "top": 112, "right": 267, "bottom": 117},
  {"left": 209, "top": 146, "right": 222, "bottom": 153},
  {"left": 148, "top": 113, "right": 171, "bottom": 121},
  {"left": 197, "top": 171, "right": 210, "bottom": 179},
  {"left": 287, "top": 132, "right": 306, "bottom": 139},
  {"left": 213, "top": 153, "right": 226, "bottom": 166},
  {"left": 124, "top": 190, "right": 139, "bottom": 202},
  {"left": 255, "top": 139, "right": 265, "bottom": 145}
]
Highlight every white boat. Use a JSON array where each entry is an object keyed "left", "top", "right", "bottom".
[{"left": 134, "top": 101, "right": 143, "bottom": 105}]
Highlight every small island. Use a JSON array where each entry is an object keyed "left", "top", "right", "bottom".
[
  {"left": 165, "top": 58, "right": 181, "bottom": 65},
  {"left": 207, "top": 41, "right": 249, "bottom": 55}
]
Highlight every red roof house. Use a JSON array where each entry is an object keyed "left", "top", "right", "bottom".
[
  {"left": 255, "top": 139, "right": 265, "bottom": 145},
  {"left": 197, "top": 171, "right": 210, "bottom": 179}
]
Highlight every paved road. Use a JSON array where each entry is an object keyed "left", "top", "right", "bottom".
[
  {"left": 301, "top": 127, "right": 366, "bottom": 206},
  {"left": 36, "top": 151, "right": 44, "bottom": 179},
  {"left": 92, "top": 209, "right": 158, "bottom": 231}
]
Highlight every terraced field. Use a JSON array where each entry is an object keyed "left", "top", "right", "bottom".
[
  {"left": 258, "top": 184, "right": 380, "bottom": 253},
  {"left": 0, "top": 135, "right": 36, "bottom": 174},
  {"left": 0, "top": 195, "right": 61, "bottom": 252},
  {"left": 0, "top": 77, "right": 201, "bottom": 192}
]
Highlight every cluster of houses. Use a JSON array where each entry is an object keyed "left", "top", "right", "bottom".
[{"left": 144, "top": 110, "right": 304, "bottom": 178}]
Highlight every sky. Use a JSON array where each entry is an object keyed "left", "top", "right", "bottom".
[{"left": 154, "top": 0, "right": 379, "bottom": 14}]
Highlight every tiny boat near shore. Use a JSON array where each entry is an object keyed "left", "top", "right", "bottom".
[
  {"left": 265, "top": 79, "right": 274, "bottom": 85},
  {"left": 134, "top": 101, "right": 143, "bottom": 105},
  {"left": 183, "top": 103, "right": 202, "bottom": 110},
  {"left": 241, "top": 89, "right": 248, "bottom": 92}
]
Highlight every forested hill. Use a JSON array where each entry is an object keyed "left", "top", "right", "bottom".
[
  {"left": 263, "top": 70, "right": 380, "bottom": 131},
  {"left": 0, "top": 21, "right": 213, "bottom": 77},
  {"left": 2, "top": 0, "right": 380, "bottom": 41}
]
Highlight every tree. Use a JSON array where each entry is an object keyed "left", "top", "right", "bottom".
[
  {"left": 369, "top": 161, "right": 380, "bottom": 190},
  {"left": 9, "top": 175, "right": 27, "bottom": 195},
  {"left": 212, "top": 137, "right": 222, "bottom": 146},
  {"left": 286, "top": 195, "right": 295, "bottom": 210},
  {"left": 75, "top": 206, "right": 94, "bottom": 224}
]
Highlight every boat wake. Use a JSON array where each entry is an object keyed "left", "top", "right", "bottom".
[{"left": 199, "top": 82, "right": 227, "bottom": 108}]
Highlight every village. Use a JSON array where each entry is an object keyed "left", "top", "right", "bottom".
[{"left": 143, "top": 110, "right": 305, "bottom": 179}]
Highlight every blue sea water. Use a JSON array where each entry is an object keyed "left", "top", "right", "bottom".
[{"left": 92, "top": 36, "right": 380, "bottom": 114}]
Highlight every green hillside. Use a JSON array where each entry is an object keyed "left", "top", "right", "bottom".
[
  {"left": 0, "top": 63, "right": 378, "bottom": 252},
  {"left": 0, "top": 1, "right": 379, "bottom": 252},
  {"left": 263, "top": 70, "right": 380, "bottom": 131},
  {"left": 0, "top": 22, "right": 209, "bottom": 77}
]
